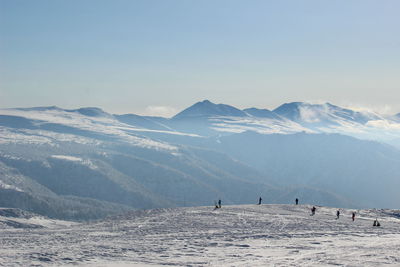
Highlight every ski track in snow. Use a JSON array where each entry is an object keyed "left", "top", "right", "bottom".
[{"left": 1, "top": 204, "right": 400, "bottom": 266}]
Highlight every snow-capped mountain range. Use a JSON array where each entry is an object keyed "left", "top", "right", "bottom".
[
  {"left": 2, "top": 100, "right": 399, "bottom": 145},
  {"left": 171, "top": 100, "right": 400, "bottom": 143},
  {"left": 1, "top": 100, "right": 400, "bottom": 220}
]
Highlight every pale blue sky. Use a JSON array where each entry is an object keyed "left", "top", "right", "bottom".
[{"left": 1, "top": 0, "right": 399, "bottom": 116}]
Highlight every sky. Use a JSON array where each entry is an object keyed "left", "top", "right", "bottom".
[{"left": 1, "top": 0, "right": 399, "bottom": 117}]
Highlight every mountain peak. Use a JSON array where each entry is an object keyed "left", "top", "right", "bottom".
[
  {"left": 200, "top": 99, "right": 212, "bottom": 104},
  {"left": 173, "top": 100, "right": 247, "bottom": 119}
]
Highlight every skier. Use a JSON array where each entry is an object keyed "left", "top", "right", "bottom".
[
  {"left": 295, "top": 198, "right": 299, "bottom": 205},
  {"left": 218, "top": 199, "right": 222, "bottom": 208},
  {"left": 258, "top": 197, "right": 262, "bottom": 205},
  {"left": 352, "top": 212, "right": 356, "bottom": 221},
  {"left": 336, "top": 210, "right": 340, "bottom": 219},
  {"left": 311, "top": 206, "right": 316, "bottom": 216}
]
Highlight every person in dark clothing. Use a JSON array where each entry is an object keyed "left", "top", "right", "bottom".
[
  {"left": 336, "top": 210, "right": 340, "bottom": 219},
  {"left": 258, "top": 197, "right": 262, "bottom": 205},
  {"left": 214, "top": 201, "right": 219, "bottom": 210},
  {"left": 373, "top": 219, "right": 381, "bottom": 227},
  {"left": 218, "top": 199, "right": 221, "bottom": 208},
  {"left": 311, "top": 206, "right": 316, "bottom": 215},
  {"left": 352, "top": 212, "right": 356, "bottom": 221},
  {"left": 295, "top": 198, "right": 299, "bottom": 205}
]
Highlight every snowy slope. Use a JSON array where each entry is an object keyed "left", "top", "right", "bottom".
[
  {"left": 0, "top": 107, "right": 183, "bottom": 151},
  {"left": 0, "top": 204, "right": 399, "bottom": 266},
  {"left": 0, "top": 208, "right": 75, "bottom": 229}
]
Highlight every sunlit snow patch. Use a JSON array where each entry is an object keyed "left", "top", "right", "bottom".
[
  {"left": 50, "top": 155, "right": 98, "bottom": 169},
  {"left": 0, "top": 181, "right": 23, "bottom": 192}
]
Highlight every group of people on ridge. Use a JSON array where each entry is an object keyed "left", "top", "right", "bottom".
[
  {"left": 314, "top": 206, "right": 380, "bottom": 226},
  {"left": 214, "top": 197, "right": 381, "bottom": 226}
]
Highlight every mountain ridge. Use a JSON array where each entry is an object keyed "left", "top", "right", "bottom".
[{"left": 1, "top": 101, "right": 400, "bottom": 219}]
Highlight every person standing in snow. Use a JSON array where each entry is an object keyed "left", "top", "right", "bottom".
[
  {"left": 311, "top": 206, "right": 316, "bottom": 216},
  {"left": 214, "top": 201, "right": 219, "bottom": 210},
  {"left": 336, "top": 210, "right": 340, "bottom": 219},
  {"left": 295, "top": 198, "right": 299, "bottom": 205},
  {"left": 373, "top": 219, "right": 380, "bottom": 227},
  {"left": 258, "top": 197, "right": 262, "bottom": 205},
  {"left": 352, "top": 212, "right": 356, "bottom": 221},
  {"left": 218, "top": 199, "right": 222, "bottom": 208}
]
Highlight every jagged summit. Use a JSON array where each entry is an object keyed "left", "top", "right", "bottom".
[{"left": 173, "top": 100, "right": 247, "bottom": 119}]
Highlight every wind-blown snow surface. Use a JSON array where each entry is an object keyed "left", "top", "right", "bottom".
[{"left": 1, "top": 204, "right": 400, "bottom": 266}]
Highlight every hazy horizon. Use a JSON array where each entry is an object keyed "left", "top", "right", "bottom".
[{"left": 1, "top": 1, "right": 400, "bottom": 116}]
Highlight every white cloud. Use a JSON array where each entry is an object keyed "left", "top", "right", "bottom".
[
  {"left": 144, "top": 106, "right": 178, "bottom": 118},
  {"left": 298, "top": 104, "right": 332, "bottom": 123},
  {"left": 51, "top": 155, "right": 83, "bottom": 162},
  {"left": 366, "top": 120, "right": 400, "bottom": 131},
  {"left": 339, "top": 101, "right": 395, "bottom": 116},
  {"left": 299, "top": 106, "right": 322, "bottom": 123}
]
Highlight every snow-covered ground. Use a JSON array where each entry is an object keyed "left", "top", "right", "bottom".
[
  {"left": 1, "top": 204, "right": 400, "bottom": 266},
  {"left": 0, "top": 208, "right": 76, "bottom": 230}
]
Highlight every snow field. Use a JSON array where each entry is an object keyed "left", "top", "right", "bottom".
[{"left": 0, "top": 204, "right": 399, "bottom": 266}]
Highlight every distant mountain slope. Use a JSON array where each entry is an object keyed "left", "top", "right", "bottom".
[
  {"left": 69, "top": 107, "right": 112, "bottom": 118},
  {"left": 273, "top": 102, "right": 381, "bottom": 125},
  {"left": 1, "top": 101, "right": 400, "bottom": 219},
  {"left": 0, "top": 207, "right": 75, "bottom": 229},
  {"left": 243, "top": 107, "right": 281, "bottom": 119},
  {"left": 4, "top": 100, "right": 398, "bottom": 140},
  {"left": 211, "top": 131, "right": 400, "bottom": 208},
  {"left": 115, "top": 114, "right": 171, "bottom": 131}
]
